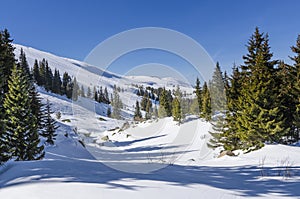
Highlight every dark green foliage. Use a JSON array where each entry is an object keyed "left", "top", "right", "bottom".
[
  {"left": 172, "top": 97, "right": 181, "bottom": 123},
  {"left": 134, "top": 101, "right": 142, "bottom": 121},
  {"left": 213, "top": 27, "right": 289, "bottom": 152},
  {"left": 3, "top": 65, "right": 44, "bottom": 160},
  {"left": 40, "top": 100, "right": 58, "bottom": 145},
  {"left": 290, "top": 35, "right": 300, "bottom": 141},
  {"left": 145, "top": 97, "right": 152, "bottom": 120},
  {"left": 201, "top": 82, "right": 211, "bottom": 121},
  {"left": 159, "top": 88, "right": 172, "bottom": 117},
  {"left": 194, "top": 78, "right": 202, "bottom": 115},
  {"left": 0, "top": 30, "right": 17, "bottom": 163},
  {"left": 52, "top": 69, "right": 62, "bottom": 94},
  {"left": 210, "top": 62, "right": 227, "bottom": 113},
  {"left": 0, "top": 29, "right": 15, "bottom": 94}
]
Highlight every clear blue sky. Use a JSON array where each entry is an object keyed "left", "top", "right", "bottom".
[{"left": 1, "top": 0, "right": 300, "bottom": 77}]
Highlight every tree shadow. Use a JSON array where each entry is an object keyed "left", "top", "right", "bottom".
[{"left": 0, "top": 150, "right": 299, "bottom": 197}]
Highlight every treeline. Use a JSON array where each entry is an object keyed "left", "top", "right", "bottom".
[
  {"left": 209, "top": 27, "right": 300, "bottom": 152},
  {"left": 32, "top": 59, "right": 78, "bottom": 100},
  {"left": 133, "top": 83, "right": 208, "bottom": 124},
  {"left": 0, "top": 29, "right": 57, "bottom": 164}
]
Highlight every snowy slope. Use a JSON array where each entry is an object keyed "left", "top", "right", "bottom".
[
  {"left": 14, "top": 44, "right": 194, "bottom": 109},
  {"left": 1, "top": 44, "right": 299, "bottom": 198},
  {"left": 1, "top": 89, "right": 300, "bottom": 199}
]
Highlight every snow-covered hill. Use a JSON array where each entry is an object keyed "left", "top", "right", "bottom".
[
  {"left": 0, "top": 44, "right": 299, "bottom": 199},
  {"left": 1, "top": 85, "right": 300, "bottom": 199},
  {"left": 14, "top": 44, "right": 194, "bottom": 108}
]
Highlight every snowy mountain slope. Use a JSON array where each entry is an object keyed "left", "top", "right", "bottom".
[
  {"left": 13, "top": 44, "right": 194, "bottom": 109},
  {"left": 1, "top": 44, "right": 299, "bottom": 198},
  {"left": 1, "top": 87, "right": 300, "bottom": 199}
]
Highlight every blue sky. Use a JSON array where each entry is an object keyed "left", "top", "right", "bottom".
[{"left": 1, "top": 0, "right": 300, "bottom": 78}]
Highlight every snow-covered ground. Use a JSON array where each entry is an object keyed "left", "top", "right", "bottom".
[
  {"left": 0, "top": 45, "right": 299, "bottom": 198},
  {"left": 1, "top": 85, "right": 299, "bottom": 199}
]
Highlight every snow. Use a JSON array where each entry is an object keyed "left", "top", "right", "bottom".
[{"left": 0, "top": 45, "right": 299, "bottom": 198}]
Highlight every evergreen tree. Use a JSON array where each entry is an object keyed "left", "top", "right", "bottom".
[
  {"left": 3, "top": 65, "right": 44, "bottom": 160},
  {"left": 93, "top": 86, "right": 98, "bottom": 102},
  {"left": 62, "top": 72, "right": 71, "bottom": 96},
  {"left": 0, "top": 29, "right": 15, "bottom": 94},
  {"left": 80, "top": 85, "right": 85, "bottom": 97},
  {"left": 33, "top": 59, "right": 41, "bottom": 85},
  {"left": 172, "top": 97, "right": 182, "bottom": 123},
  {"left": 290, "top": 35, "right": 300, "bottom": 142},
  {"left": 38, "top": 59, "right": 46, "bottom": 87},
  {"left": 141, "top": 91, "right": 149, "bottom": 111},
  {"left": 210, "top": 62, "right": 227, "bottom": 113},
  {"left": 225, "top": 27, "right": 286, "bottom": 151},
  {"left": 87, "top": 86, "right": 92, "bottom": 98},
  {"left": 159, "top": 88, "right": 172, "bottom": 117},
  {"left": 52, "top": 69, "right": 62, "bottom": 94},
  {"left": 276, "top": 61, "right": 295, "bottom": 143},
  {"left": 134, "top": 101, "right": 142, "bottom": 121},
  {"left": 40, "top": 99, "right": 58, "bottom": 145},
  {"left": 145, "top": 98, "right": 152, "bottom": 120},
  {"left": 19, "top": 48, "right": 31, "bottom": 79},
  {"left": 111, "top": 87, "right": 122, "bottom": 119},
  {"left": 194, "top": 77, "right": 202, "bottom": 115},
  {"left": 201, "top": 82, "right": 211, "bottom": 121},
  {"left": 44, "top": 62, "right": 53, "bottom": 92},
  {"left": 104, "top": 87, "right": 110, "bottom": 104}
]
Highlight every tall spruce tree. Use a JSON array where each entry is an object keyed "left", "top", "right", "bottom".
[
  {"left": 40, "top": 99, "right": 58, "bottom": 145},
  {"left": 3, "top": 65, "right": 44, "bottom": 160},
  {"left": 290, "top": 35, "right": 300, "bottom": 141},
  {"left": 194, "top": 78, "right": 202, "bottom": 115},
  {"left": 201, "top": 82, "right": 211, "bottom": 121},
  {"left": 210, "top": 62, "right": 227, "bottom": 113},
  {"left": 227, "top": 27, "right": 285, "bottom": 151},
  {"left": 159, "top": 88, "right": 172, "bottom": 117},
  {"left": 172, "top": 97, "right": 182, "bottom": 123},
  {"left": 0, "top": 29, "right": 17, "bottom": 163},
  {"left": 134, "top": 101, "right": 142, "bottom": 121},
  {"left": 111, "top": 86, "right": 122, "bottom": 119}
]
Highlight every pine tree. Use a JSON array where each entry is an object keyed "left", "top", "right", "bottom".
[
  {"left": 201, "top": 82, "right": 211, "bottom": 121},
  {"left": 276, "top": 61, "right": 295, "bottom": 143},
  {"left": 80, "top": 85, "right": 85, "bottom": 97},
  {"left": 111, "top": 87, "right": 122, "bottom": 119},
  {"left": 19, "top": 48, "right": 31, "bottom": 79},
  {"left": 93, "top": 86, "right": 98, "bottom": 102},
  {"left": 62, "top": 72, "right": 71, "bottom": 96},
  {"left": 33, "top": 59, "right": 41, "bottom": 85},
  {"left": 210, "top": 62, "right": 227, "bottom": 113},
  {"left": 145, "top": 98, "right": 152, "bottom": 120},
  {"left": 172, "top": 97, "right": 182, "bottom": 123},
  {"left": 194, "top": 77, "right": 202, "bottom": 115},
  {"left": 40, "top": 99, "right": 58, "bottom": 145},
  {"left": 290, "top": 35, "right": 300, "bottom": 142},
  {"left": 0, "top": 29, "right": 15, "bottom": 94},
  {"left": 159, "top": 88, "right": 172, "bottom": 117},
  {"left": 87, "top": 86, "right": 92, "bottom": 98},
  {"left": 3, "top": 65, "right": 44, "bottom": 160},
  {"left": 225, "top": 28, "right": 286, "bottom": 151},
  {"left": 134, "top": 101, "right": 142, "bottom": 121},
  {"left": 52, "top": 69, "right": 62, "bottom": 94},
  {"left": 104, "top": 87, "right": 110, "bottom": 104},
  {"left": 141, "top": 91, "right": 149, "bottom": 111}
]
